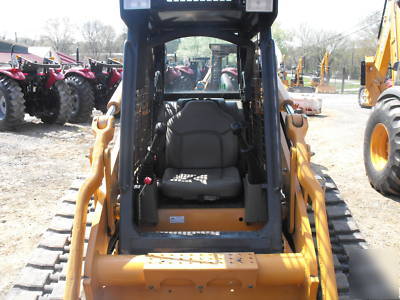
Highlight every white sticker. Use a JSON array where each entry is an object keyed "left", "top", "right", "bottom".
[{"left": 169, "top": 216, "right": 185, "bottom": 224}]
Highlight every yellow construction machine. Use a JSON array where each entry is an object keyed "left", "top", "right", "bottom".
[
  {"left": 359, "top": 0, "right": 399, "bottom": 108},
  {"left": 287, "top": 56, "right": 315, "bottom": 93},
  {"left": 314, "top": 52, "right": 337, "bottom": 94},
  {"left": 362, "top": 0, "right": 400, "bottom": 195},
  {"left": 7, "top": 1, "right": 394, "bottom": 299},
  {"left": 62, "top": 1, "right": 347, "bottom": 298}
]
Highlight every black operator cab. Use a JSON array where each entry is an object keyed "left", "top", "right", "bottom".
[{"left": 118, "top": 0, "right": 282, "bottom": 254}]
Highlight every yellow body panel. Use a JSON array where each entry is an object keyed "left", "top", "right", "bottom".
[
  {"left": 83, "top": 198, "right": 316, "bottom": 300},
  {"left": 64, "top": 107, "right": 337, "bottom": 299},
  {"left": 143, "top": 208, "right": 263, "bottom": 232},
  {"left": 92, "top": 285, "right": 309, "bottom": 300},
  {"left": 364, "top": 0, "right": 400, "bottom": 107}
]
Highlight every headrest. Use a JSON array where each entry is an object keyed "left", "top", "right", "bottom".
[{"left": 176, "top": 98, "right": 226, "bottom": 110}]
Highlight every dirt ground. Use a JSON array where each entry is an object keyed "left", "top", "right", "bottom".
[
  {"left": 307, "top": 94, "right": 400, "bottom": 252},
  {"left": 0, "top": 95, "right": 399, "bottom": 297},
  {"left": 0, "top": 117, "right": 93, "bottom": 298}
]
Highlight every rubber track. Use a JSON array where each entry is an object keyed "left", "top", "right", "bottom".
[
  {"left": 5, "top": 176, "right": 91, "bottom": 300},
  {"left": 6, "top": 174, "right": 368, "bottom": 300},
  {"left": 311, "top": 173, "right": 368, "bottom": 300}
]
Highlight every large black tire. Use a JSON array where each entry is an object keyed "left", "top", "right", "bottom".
[
  {"left": 358, "top": 87, "right": 371, "bottom": 108},
  {"left": 40, "top": 81, "right": 73, "bottom": 125},
  {"left": 364, "top": 97, "right": 400, "bottom": 195},
  {"left": 0, "top": 75, "right": 25, "bottom": 131},
  {"left": 66, "top": 75, "right": 95, "bottom": 123}
]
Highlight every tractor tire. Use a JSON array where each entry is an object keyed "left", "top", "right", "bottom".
[
  {"left": 364, "top": 97, "right": 400, "bottom": 195},
  {"left": 0, "top": 75, "right": 25, "bottom": 131},
  {"left": 40, "top": 81, "right": 73, "bottom": 125},
  {"left": 66, "top": 75, "right": 95, "bottom": 123},
  {"left": 358, "top": 87, "right": 370, "bottom": 108}
]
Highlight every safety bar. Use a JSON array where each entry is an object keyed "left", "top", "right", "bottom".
[
  {"left": 19, "top": 56, "right": 61, "bottom": 69},
  {"left": 64, "top": 85, "right": 121, "bottom": 299}
]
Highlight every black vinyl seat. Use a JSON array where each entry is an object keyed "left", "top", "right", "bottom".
[{"left": 160, "top": 100, "right": 242, "bottom": 201}]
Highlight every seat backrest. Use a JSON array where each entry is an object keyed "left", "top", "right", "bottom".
[{"left": 166, "top": 100, "right": 238, "bottom": 169}]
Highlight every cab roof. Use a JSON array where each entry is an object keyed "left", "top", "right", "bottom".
[{"left": 120, "top": 0, "right": 278, "bottom": 41}]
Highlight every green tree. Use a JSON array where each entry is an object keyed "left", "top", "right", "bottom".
[
  {"left": 175, "top": 37, "right": 230, "bottom": 61},
  {"left": 272, "top": 22, "right": 291, "bottom": 55},
  {"left": 42, "top": 18, "right": 75, "bottom": 53},
  {"left": 166, "top": 39, "right": 180, "bottom": 54}
]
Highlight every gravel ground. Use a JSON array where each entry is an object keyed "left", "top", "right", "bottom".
[
  {"left": 307, "top": 94, "right": 400, "bottom": 253},
  {"left": 0, "top": 95, "right": 399, "bottom": 297},
  {"left": 0, "top": 117, "right": 92, "bottom": 298}
]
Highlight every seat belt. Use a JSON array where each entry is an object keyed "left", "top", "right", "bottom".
[{"left": 231, "top": 122, "right": 265, "bottom": 184}]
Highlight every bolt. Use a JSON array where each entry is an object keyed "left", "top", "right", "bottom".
[
  {"left": 248, "top": 285, "right": 254, "bottom": 289},
  {"left": 148, "top": 285, "right": 154, "bottom": 290}
]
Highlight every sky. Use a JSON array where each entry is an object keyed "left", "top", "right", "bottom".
[{"left": 0, "top": 0, "right": 383, "bottom": 41}]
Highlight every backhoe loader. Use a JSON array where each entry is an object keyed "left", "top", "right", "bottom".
[
  {"left": 7, "top": 1, "right": 391, "bottom": 299},
  {"left": 359, "top": 0, "right": 399, "bottom": 109},
  {"left": 314, "top": 52, "right": 336, "bottom": 94},
  {"left": 362, "top": 0, "right": 400, "bottom": 195}
]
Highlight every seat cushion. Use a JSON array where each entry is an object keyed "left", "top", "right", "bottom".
[
  {"left": 165, "top": 100, "right": 238, "bottom": 169},
  {"left": 161, "top": 167, "right": 242, "bottom": 200}
]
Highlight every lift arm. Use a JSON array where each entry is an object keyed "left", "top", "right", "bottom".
[
  {"left": 363, "top": 0, "right": 400, "bottom": 106},
  {"left": 296, "top": 57, "right": 304, "bottom": 86},
  {"left": 320, "top": 52, "right": 329, "bottom": 84},
  {"left": 291, "top": 56, "right": 304, "bottom": 87}
]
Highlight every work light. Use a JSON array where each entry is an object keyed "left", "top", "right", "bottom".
[
  {"left": 124, "top": 0, "right": 151, "bottom": 10},
  {"left": 246, "top": 0, "right": 273, "bottom": 12}
]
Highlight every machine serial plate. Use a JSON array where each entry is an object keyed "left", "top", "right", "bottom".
[{"left": 169, "top": 216, "right": 185, "bottom": 224}]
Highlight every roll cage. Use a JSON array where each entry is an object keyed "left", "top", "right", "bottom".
[{"left": 118, "top": 0, "right": 282, "bottom": 254}]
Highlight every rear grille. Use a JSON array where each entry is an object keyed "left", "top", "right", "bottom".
[{"left": 152, "top": 0, "right": 240, "bottom": 11}]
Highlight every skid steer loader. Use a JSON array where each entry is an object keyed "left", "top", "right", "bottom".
[{"left": 7, "top": 1, "right": 393, "bottom": 299}]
